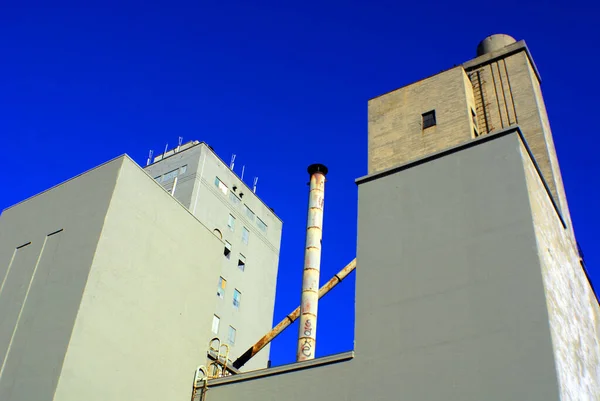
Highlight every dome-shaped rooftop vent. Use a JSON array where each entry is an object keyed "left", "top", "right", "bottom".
[{"left": 476, "top": 34, "right": 517, "bottom": 56}]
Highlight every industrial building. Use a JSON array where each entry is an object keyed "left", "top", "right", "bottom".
[
  {"left": 198, "top": 35, "right": 600, "bottom": 400},
  {"left": 0, "top": 33, "right": 598, "bottom": 401},
  {"left": 0, "top": 143, "right": 282, "bottom": 401}
]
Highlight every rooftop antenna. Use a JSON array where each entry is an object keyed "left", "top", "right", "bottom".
[
  {"left": 176, "top": 136, "right": 183, "bottom": 152},
  {"left": 230, "top": 154, "right": 236, "bottom": 171},
  {"left": 146, "top": 150, "right": 154, "bottom": 166},
  {"left": 163, "top": 143, "right": 169, "bottom": 155},
  {"left": 253, "top": 177, "right": 258, "bottom": 194},
  {"left": 241, "top": 165, "right": 245, "bottom": 181}
]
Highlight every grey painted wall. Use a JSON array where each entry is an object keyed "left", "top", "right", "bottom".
[
  {"left": 0, "top": 158, "right": 124, "bottom": 401},
  {"left": 52, "top": 156, "right": 224, "bottom": 401},
  {"left": 145, "top": 142, "right": 282, "bottom": 371},
  {"left": 202, "top": 131, "right": 566, "bottom": 401}
]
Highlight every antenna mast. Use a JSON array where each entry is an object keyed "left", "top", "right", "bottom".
[
  {"left": 253, "top": 177, "right": 258, "bottom": 193},
  {"left": 230, "top": 154, "right": 236, "bottom": 171}
]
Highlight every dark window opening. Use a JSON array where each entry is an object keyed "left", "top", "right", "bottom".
[
  {"left": 422, "top": 110, "right": 436, "bottom": 129},
  {"left": 224, "top": 241, "right": 232, "bottom": 259}
]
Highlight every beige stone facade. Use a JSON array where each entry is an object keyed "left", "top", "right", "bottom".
[{"left": 368, "top": 38, "right": 571, "bottom": 228}]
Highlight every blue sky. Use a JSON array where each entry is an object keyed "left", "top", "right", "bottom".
[{"left": 1, "top": 1, "right": 598, "bottom": 367}]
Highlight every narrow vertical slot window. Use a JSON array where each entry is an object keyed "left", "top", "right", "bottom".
[
  {"left": 242, "top": 227, "right": 249, "bottom": 245},
  {"left": 233, "top": 289, "right": 241, "bottom": 310},
  {"left": 224, "top": 241, "right": 232, "bottom": 259},
  {"left": 238, "top": 254, "right": 246, "bottom": 271},
  {"left": 212, "top": 315, "right": 220, "bottom": 333}
]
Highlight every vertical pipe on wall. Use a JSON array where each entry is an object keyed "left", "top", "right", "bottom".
[{"left": 297, "top": 163, "right": 328, "bottom": 362}]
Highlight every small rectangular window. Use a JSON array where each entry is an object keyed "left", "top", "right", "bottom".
[
  {"left": 244, "top": 205, "right": 255, "bottom": 222},
  {"left": 228, "top": 326, "right": 236, "bottom": 345},
  {"left": 242, "top": 227, "right": 249, "bottom": 245},
  {"left": 224, "top": 241, "right": 232, "bottom": 259},
  {"left": 238, "top": 254, "right": 246, "bottom": 271},
  {"left": 229, "top": 192, "right": 241, "bottom": 205},
  {"left": 256, "top": 217, "right": 267, "bottom": 233},
  {"left": 214, "top": 177, "right": 228, "bottom": 195},
  {"left": 163, "top": 168, "right": 179, "bottom": 182},
  {"left": 471, "top": 108, "right": 478, "bottom": 128},
  {"left": 233, "top": 289, "right": 241, "bottom": 310},
  {"left": 154, "top": 175, "right": 162, "bottom": 183},
  {"left": 228, "top": 214, "right": 236, "bottom": 231},
  {"left": 180, "top": 165, "right": 188, "bottom": 174},
  {"left": 217, "top": 277, "right": 227, "bottom": 299},
  {"left": 422, "top": 110, "right": 436, "bottom": 129},
  {"left": 474, "top": 128, "right": 479, "bottom": 138},
  {"left": 212, "top": 315, "right": 220, "bottom": 333}
]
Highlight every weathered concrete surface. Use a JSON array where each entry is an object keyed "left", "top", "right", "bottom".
[
  {"left": 200, "top": 130, "right": 575, "bottom": 401},
  {"left": 368, "top": 66, "right": 477, "bottom": 174},
  {"left": 521, "top": 141, "right": 600, "bottom": 400}
]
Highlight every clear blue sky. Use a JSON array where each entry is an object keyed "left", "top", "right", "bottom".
[{"left": 1, "top": 1, "right": 598, "bottom": 367}]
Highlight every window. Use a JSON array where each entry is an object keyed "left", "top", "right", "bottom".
[
  {"left": 180, "top": 165, "right": 188, "bottom": 174},
  {"left": 229, "top": 192, "right": 241, "bottom": 205},
  {"left": 422, "top": 110, "right": 436, "bottom": 129},
  {"left": 471, "top": 108, "right": 478, "bottom": 129},
  {"left": 242, "top": 227, "right": 249, "bottom": 245},
  {"left": 212, "top": 315, "right": 220, "bottom": 334},
  {"left": 217, "top": 277, "right": 226, "bottom": 298},
  {"left": 474, "top": 128, "right": 479, "bottom": 138},
  {"left": 233, "top": 289, "right": 241, "bottom": 310},
  {"left": 224, "top": 241, "right": 232, "bottom": 259},
  {"left": 228, "top": 214, "right": 236, "bottom": 231},
  {"left": 256, "top": 217, "right": 267, "bottom": 233},
  {"left": 163, "top": 168, "right": 179, "bottom": 182},
  {"left": 228, "top": 326, "right": 236, "bottom": 345},
  {"left": 214, "top": 177, "right": 228, "bottom": 195},
  {"left": 154, "top": 175, "right": 162, "bottom": 183},
  {"left": 244, "top": 205, "right": 255, "bottom": 222},
  {"left": 238, "top": 254, "right": 246, "bottom": 271}
]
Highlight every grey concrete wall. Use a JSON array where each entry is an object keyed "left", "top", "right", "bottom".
[
  {"left": 145, "top": 142, "right": 282, "bottom": 371},
  {"left": 521, "top": 141, "right": 600, "bottom": 399},
  {"left": 0, "top": 158, "right": 124, "bottom": 401},
  {"left": 195, "top": 131, "right": 567, "bottom": 401},
  {"left": 52, "top": 156, "right": 223, "bottom": 401}
]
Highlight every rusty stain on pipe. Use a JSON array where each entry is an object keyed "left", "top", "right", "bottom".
[
  {"left": 297, "top": 163, "right": 328, "bottom": 362},
  {"left": 232, "top": 258, "right": 356, "bottom": 370}
]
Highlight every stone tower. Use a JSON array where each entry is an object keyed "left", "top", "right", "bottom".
[{"left": 368, "top": 34, "right": 572, "bottom": 229}]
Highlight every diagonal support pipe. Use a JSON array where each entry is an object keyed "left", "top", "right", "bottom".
[{"left": 232, "top": 258, "right": 356, "bottom": 370}]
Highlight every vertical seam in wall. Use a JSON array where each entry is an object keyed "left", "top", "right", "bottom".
[
  {"left": 0, "top": 247, "right": 21, "bottom": 299},
  {"left": 193, "top": 150, "right": 207, "bottom": 215},
  {"left": 50, "top": 158, "right": 126, "bottom": 400},
  {"left": 503, "top": 59, "right": 519, "bottom": 124},
  {"left": 490, "top": 63, "right": 505, "bottom": 128},
  {"left": 0, "top": 235, "right": 51, "bottom": 380},
  {"left": 476, "top": 70, "right": 491, "bottom": 133},
  {"left": 496, "top": 62, "right": 512, "bottom": 125}
]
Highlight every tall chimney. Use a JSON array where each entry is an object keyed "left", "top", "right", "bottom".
[{"left": 297, "top": 163, "right": 328, "bottom": 361}]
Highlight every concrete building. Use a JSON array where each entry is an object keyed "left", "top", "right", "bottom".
[
  {"left": 144, "top": 140, "right": 283, "bottom": 370},
  {"left": 0, "top": 142, "right": 282, "bottom": 401},
  {"left": 200, "top": 35, "right": 600, "bottom": 401}
]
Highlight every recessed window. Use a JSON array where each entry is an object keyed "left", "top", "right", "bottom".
[
  {"left": 229, "top": 192, "right": 241, "bottom": 205},
  {"left": 471, "top": 108, "right": 478, "bottom": 129},
  {"left": 217, "top": 277, "right": 226, "bottom": 299},
  {"left": 233, "top": 289, "right": 241, "bottom": 310},
  {"left": 422, "top": 110, "right": 436, "bottom": 129},
  {"left": 214, "top": 177, "right": 228, "bottom": 195},
  {"left": 180, "top": 165, "right": 188, "bottom": 174},
  {"left": 244, "top": 205, "right": 255, "bottom": 221},
  {"left": 238, "top": 254, "right": 246, "bottom": 271},
  {"left": 212, "top": 315, "right": 220, "bottom": 334},
  {"left": 228, "top": 214, "right": 236, "bottom": 231},
  {"left": 228, "top": 326, "right": 236, "bottom": 345},
  {"left": 224, "top": 241, "right": 232, "bottom": 259},
  {"left": 154, "top": 175, "right": 162, "bottom": 183},
  {"left": 256, "top": 217, "right": 267, "bottom": 233},
  {"left": 474, "top": 128, "right": 479, "bottom": 138},
  {"left": 163, "top": 168, "right": 179, "bottom": 182},
  {"left": 242, "top": 227, "right": 249, "bottom": 245}
]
